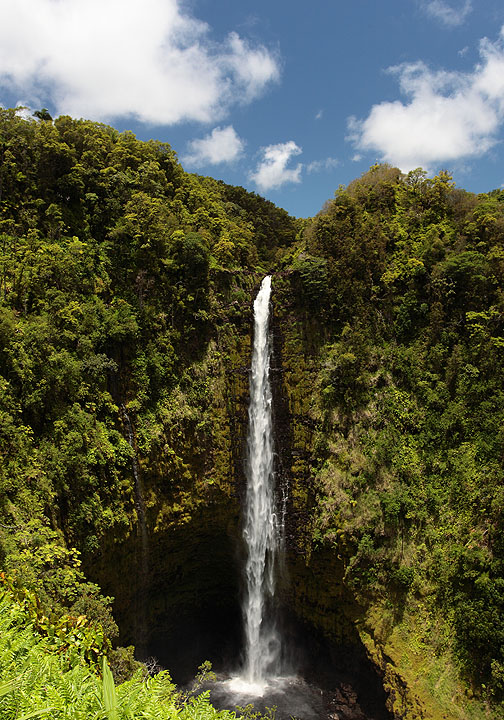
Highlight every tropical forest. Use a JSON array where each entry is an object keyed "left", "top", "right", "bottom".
[{"left": 1, "top": 107, "right": 504, "bottom": 720}]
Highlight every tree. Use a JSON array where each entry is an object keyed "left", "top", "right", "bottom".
[{"left": 33, "top": 108, "right": 53, "bottom": 122}]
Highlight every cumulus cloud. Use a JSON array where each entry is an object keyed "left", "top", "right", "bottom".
[
  {"left": 348, "top": 27, "right": 504, "bottom": 172},
  {"left": 0, "top": 0, "right": 280, "bottom": 125},
  {"left": 183, "top": 126, "right": 245, "bottom": 167},
  {"left": 250, "top": 141, "right": 302, "bottom": 192},
  {"left": 420, "top": 0, "right": 472, "bottom": 27},
  {"left": 306, "top": 157, "right": 339, "bottom": 173}
]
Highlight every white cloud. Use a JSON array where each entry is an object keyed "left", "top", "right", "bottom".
[
  {"left": 250, "top": 141, "right": 302, "bottom": 192},
  {"left": 421, "top": 0, "right": 472, "bottom": 27},
  {"left": 183, "top": 126, "right": 245, "bottom": 167},
  {"left": 348, "top": 28, "right": 504, "bottom": 173},
  {"left": 12, "top": 105, "right": 32, "bottom": 120},
  {"left": 224, "top": 32, "right": 280, "bottom": 103},
  {"left": 306, "top": 157, "right": 339, "bottom": 174},
  {"left": 0, "top": 0, "right": 280, "bottom": 125}
]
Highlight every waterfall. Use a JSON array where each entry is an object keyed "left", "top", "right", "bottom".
[
  {"left": 199, "top": 276, "right": 383, "bottom": 719},
  {"left": 121, "top": 405, "right": 149, "bottom": 655},
  {"left": 241, "top": 275, "right": 282, "bottom": 687}
]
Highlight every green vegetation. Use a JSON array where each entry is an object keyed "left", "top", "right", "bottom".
[
  {"left": 1, "top": 109, "right": 504, "bottom": 717},
  {"left": 0, "top": 106, "right": 298, "bottom": 714},
  {"left": 0, "top": 103, "right": 296, "bottom": 569},
  {"left": 0, "top": 577, "right": 239, "bottom": 719},
  {"left": 275, "top": 164, "right": 504, "bottom": 714}
]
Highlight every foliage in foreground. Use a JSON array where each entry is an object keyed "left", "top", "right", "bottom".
[{"left": 0, "top": 580, "right": 239, "bottom": 720}]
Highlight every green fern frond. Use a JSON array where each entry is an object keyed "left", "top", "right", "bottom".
[{"left": 101, "top": 657, "right": 118, "bottom": 720}]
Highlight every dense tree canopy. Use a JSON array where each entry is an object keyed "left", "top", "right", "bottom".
[
  {"left": 0, "top": 105, "right": 297, "bottom": 640},
  {"left": 279, "top": 163, "right": 504, "bottom": 703}
]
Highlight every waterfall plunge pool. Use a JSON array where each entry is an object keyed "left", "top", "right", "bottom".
[
  {"left": 194, "top": 661, "right": 392, "bottom": 720},
  {"left": 198, "top": 674, "right": 327, "bottom": 720}
]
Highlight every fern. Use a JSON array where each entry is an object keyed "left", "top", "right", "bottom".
[
  {"left": 16, "top": 708, "right": 57, "bottom": 720},
  {"left": 102, "top": 657, "right": 119, "bottom": 720},
  {"left": 0, "top": 584, "right": 243, "bottom": 720}
]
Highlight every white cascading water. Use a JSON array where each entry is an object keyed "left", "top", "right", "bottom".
[
  {"left": 201, "top": 277, "right": 369, "bottom": 719},
  {"left": 206, "top": 278, "right": 333, "bottom": 718},
  {"left": 240, "top": 274, "right": 282, "bottom": 690}
]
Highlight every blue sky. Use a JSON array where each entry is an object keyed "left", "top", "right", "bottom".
[{"left": 1, "top": 0, "right": 504, "bottom": 217}]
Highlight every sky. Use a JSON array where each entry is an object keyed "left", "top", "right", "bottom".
[{"left": 1, "top": 0, "right": 504, "bottom": 218}]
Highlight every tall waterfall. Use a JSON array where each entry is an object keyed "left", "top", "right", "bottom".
[
  {"left": 242, "top": 275, "right": 282, "bottom": 687},
  {"left": 121, "top": 405, "right": 149, "bottom": 656}
]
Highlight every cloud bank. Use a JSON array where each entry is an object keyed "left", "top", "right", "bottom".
[
  {"left": 348, "top": 27, "right": 504, "bottom": 172},
  {"left": 183, "top": 126, "right": 245, "bottom": 167},
  {"left": 0, "top": 0, "right": 280, "bottom": 125}
]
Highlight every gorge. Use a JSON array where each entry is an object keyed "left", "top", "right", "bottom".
[
  {"left": 119, "top": 273, "right": 393, "bottom": 720},
  {"left": 1, "top": 110, "right": 503, "bottom": 720},
  {"left": 203, "top": 275, "right": 392, "bottom": 719}
]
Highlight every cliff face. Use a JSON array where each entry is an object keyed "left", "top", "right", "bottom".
[
  {"left": 86, "top": 266, "right": 490, "bottom": 719},
  {"left": 88, "top": 283, "right": 256, "bottom": 680},
  {"left": 1, "top": 113, "right": 501, "bottom": 718},
  {"left": 269, "top": 281, "right": 396, "bottom": 714},
  {"left": 85, "top": 272, "right": 398, "bottom": 718},
  {"left": 268, "top": 269, "right": 496, "bottom": 720},
  {"left": 81, "top": 273, "right": 393, "bottom": 716}
]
